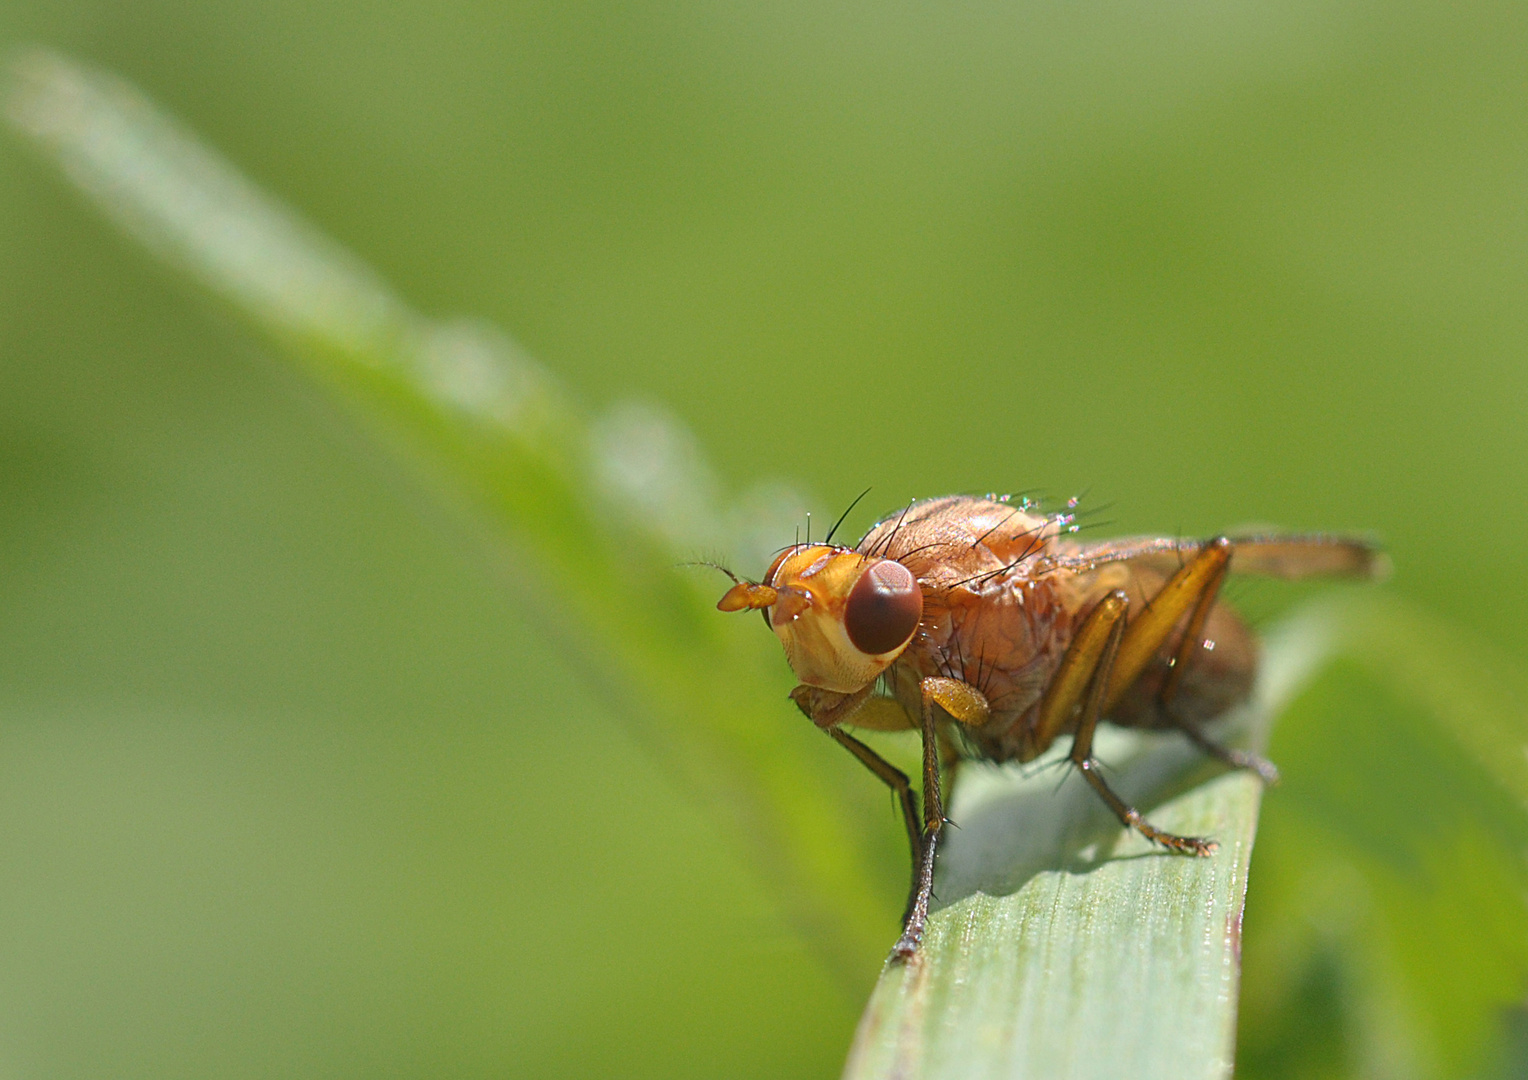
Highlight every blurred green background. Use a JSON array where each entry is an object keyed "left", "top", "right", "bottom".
[{"left": 1, "top": 1, "right": 1526, "bottom": 1077}]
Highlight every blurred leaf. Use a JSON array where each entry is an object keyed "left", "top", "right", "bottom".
[
  {"left": 1238, "top": 595, "right": 1528, "bottom": 1080},
  {"left": 2, "top": 47, "right": 902, "bottom": 987}
]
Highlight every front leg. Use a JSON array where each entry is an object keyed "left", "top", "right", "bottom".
[
  {"left": 792, "top": 684, "right": 928, "bottom": 923},
  {"left": 827, "top": 728, "right": 923, "bottom": 906}
]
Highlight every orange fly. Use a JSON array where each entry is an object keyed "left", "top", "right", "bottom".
[{"left": 717, "top": 494, "right": 1382, "bottom": 957}]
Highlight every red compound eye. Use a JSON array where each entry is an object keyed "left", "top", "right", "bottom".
[{"left": 844, "top": 560, "right": 923, "bottom": 655}]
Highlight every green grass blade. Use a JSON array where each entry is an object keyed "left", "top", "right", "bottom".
[{"left": 846, "top": 617, "right": 1330, "bottom": 1080}]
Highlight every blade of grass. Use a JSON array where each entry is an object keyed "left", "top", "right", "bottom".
[{"left": 844, "top": 613, "right": 1327, "bottom": 1080}]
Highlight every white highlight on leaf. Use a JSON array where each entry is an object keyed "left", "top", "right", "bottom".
[
  {"left": 590, "top": 401, "right": 725, "bottom": 551},
  {"left": 410, "top": 319, "right": 560, "bottom": 435}
]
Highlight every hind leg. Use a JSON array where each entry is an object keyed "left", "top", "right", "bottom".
[
  {"left": 1038, "top": 589, "right": 1216, "bottom": 855},
  {"left": 1151, "top": 542, "right": 1280, "bottom": 784}
]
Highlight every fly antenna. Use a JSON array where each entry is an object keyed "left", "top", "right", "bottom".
[
  {"left": 679, "top": 559, "right": 743, "bottom": 584},
  {"left": 824, "top": 487, "right": 872, "bottom": 546}
]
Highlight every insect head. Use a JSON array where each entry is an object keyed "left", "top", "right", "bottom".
[{"left": 717, "top": 545, "right": 923, "bottom": 694}]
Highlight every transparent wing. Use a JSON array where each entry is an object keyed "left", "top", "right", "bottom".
[{"left": 1060, "top": 532, "right": 1387, "bottom": 581}]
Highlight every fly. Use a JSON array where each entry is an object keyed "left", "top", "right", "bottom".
[{"left": 716, "top": 494, "right": 1383, "bottom": 958}]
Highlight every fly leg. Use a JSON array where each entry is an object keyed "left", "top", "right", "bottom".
[
  {"left": 893, "top": 677, "right": 989, "bottom": 959},
  {"left": 1154, "top": 539, "right": 1280, "bottom": 785},
  {"left": 1103, "top": 538, "right": 1233, "bottom": 711},
  {"left": 1175, "top": 721, "right": 1281, "bottom": 784},
  {"left": 939, "top": 734, "right": 963, "bottom": 811},
  {"left": 891, "top": 698, "right": 943, "bottom": 958},
  {"left": 827, "top": 728, "right": 923, "bottom": 902},
  {"left": 1044, "top": 589, "right": 1217, "bottom": 855}
]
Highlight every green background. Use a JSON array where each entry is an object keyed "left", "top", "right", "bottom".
[{"left": 1, "top": 2, "right": 1526, "bottom": 1077}]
